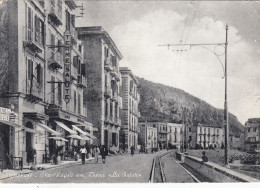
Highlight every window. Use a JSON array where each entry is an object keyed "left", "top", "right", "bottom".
[
  {"left": 105, "top": 100, "right": 108, "bottom": 116},
  {"left": 27, "top": 7, "right": 32, "bottom": 41},
  {"left": 79, "top": 45, "right": 82, "bottom": 53},
  {"left": 78, "top": 94, "right": 81, "bottom": 115},
  {"left": 253, "top": 127, "right": 257, "bottom": 132},
  {"left": 110, "top": 102, "right": 113, "bottom": 117},
  {"left": 189, "top": 127, "right": 192, "bottom": 132},
  {"left": 50, "top": 34, "right": 55, "bottom": 58},
  {"left": 248, "top": 128, "right": 250, "bottom": 132},
  {"left": 51, "top": 76, "right": 55, "bottom": 104},
  {"left": 58, "top": 82, "right": 62, "bottom": 106},
  {"left": 57, "top": 39, "right": 62, "bottom": 53},
  {"left": 71, "top": 14, "right": 75, "bottom": 27},
  {"left": 115, "top": 103, "right": 118, "bottom": 118},
  {"left": 74, "top": 90, "right": 77, "bottom": 113},
  {"left": 175, "top": 128, "right": 177, "bottom": 133},
  {"left": 27, "top": 59, "right": 33, "bottom": 81},
  {"left": 35, "top": 16, "right": 44, "bottom": 45},
  {"left": 73, "top": 56, "right": 78, "bottom": 68},
  {"left": 35, "top": 64, "right": 43, "bottom": 87}
]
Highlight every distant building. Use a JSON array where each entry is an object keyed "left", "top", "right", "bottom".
[
  {"left": 138, "top": 123, "right": 158, "bottom": 153},
  {"left": 119, "top": 67, "right": 140, "bottom": 152},
  {"left": 245, "top": 118, "right": 260, "bottom": 151},
  {"left": 77, "top": 26, "right": 123, "bottom": 150},
  {"left": 138, "top": 122, "right": 167, "bottom": 150},
  {"left": 167, "top": 123, "right": 183, "bottom": 150},
  {"left": 196, "top": 124, "right": 224, "bottom": 149}
]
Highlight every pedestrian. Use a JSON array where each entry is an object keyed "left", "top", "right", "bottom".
[
  {"left": 202, "top": 151, "right": 208, "bottom": 163},
  {"left": 130, "top": 145, "right": 135, "bottom": 156},
  {"left": 100, "top": 145, "right": 106, "bottom": 164},
  {"left": 80, "top": 146, "right": 87, "bottom": 165},
  {"left": 94, "top": 145, "right": 100, "bottom": 163}
]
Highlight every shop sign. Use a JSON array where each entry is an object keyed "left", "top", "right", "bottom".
[
  {"left": 64, "top": 30, "right": 71, "bottom": 104},
  {"left": 0, "top": 107, "right": 11, "bottom": 121}
]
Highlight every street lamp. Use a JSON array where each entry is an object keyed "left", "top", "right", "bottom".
[{"left": 159, "top": 25, "right": 229, "bottom": 166}]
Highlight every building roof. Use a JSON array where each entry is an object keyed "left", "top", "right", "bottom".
[
  {"left": 77, "top": 26, "right": 123, "bottom": 60},
  {"left": 247, "top": 118, "right": 260, "bottom": 123},
  {"left": 119, "top": 67, "right": 139, "bottom": 84}
]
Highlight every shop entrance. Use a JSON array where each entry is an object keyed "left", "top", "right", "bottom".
[
  {"left": 0, "top": 124, "right": 10, "bottom": 168},
  {"left": 25, "top": 122, "right": 34, "bottom": 164}
]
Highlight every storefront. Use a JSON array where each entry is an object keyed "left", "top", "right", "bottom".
[
  {"left": 0, "top": 107, "right": 20, "bottom": 169},
  {"left": 45, "top": 107, "right": 94, "bottom": 161}
]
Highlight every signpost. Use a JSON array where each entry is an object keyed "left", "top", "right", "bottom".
[{"left": 64, "top": 30, "right": 71, "bottom": 104}]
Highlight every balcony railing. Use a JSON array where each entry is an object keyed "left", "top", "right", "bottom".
[
  {"left": 70, "top": 24, "right": 78, "bottom": 45},
  {"left": 23, "top": 79, "right": 44, "bottom": 102},
  {"left": 111, "top": 67, "right": 120, "bottom": 81},
  {"left": 77, "top": 75, "right": 87, "bottom": 88},
  {"left": 48, "top": 52, "right": 63, "bottom": 70},
  {"left": 48, "top": 8, "right": 62, "bottom": 27},
  {"left": 104, "top": 58, "right": 113, "bottom": 71},
  {"left": 104, "top": 87, "right": 112, "bottom": 98}
]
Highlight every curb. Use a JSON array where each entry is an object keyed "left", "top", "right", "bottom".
[{"left": 0, "top": 158, "right": 96, "bottom": 181}]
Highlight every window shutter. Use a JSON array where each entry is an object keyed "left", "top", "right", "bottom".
[
  {"left": 73, "top": 56, "right": 78, "bottom": 68},
  {"left": 35, "top": 15, "right": 39, "bottom": 42},
  {"left": 71, "top": 15, "right": 75, "bottom": 27},
  {"left": 81, "top": 64, "right": 86, "bottom": 76},
  {"left": 25, "top": 3, "right": 27, "bottom": 40}
]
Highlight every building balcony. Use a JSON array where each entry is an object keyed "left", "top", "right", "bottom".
[
  {"left": 104, "top": 87, "right": 112, "bottom": 98},
  {"left": 70, "top": 25, "right": 78, "bottom": 45},
  {"left": 104, "top": 58, "right": 113, "bottom": 71},
  {"left": 48, "top": 53, "right": 63, "bottom": 70},
  {"left": 23, "top": 41, "right": 43, "bottom": 54},
  {"left": 111, "top": 67, "right": 120, "bottom": 81},
  {"left": 48, "top": 9, "right": 62, "bottom": 27},
  {"left": 23, "top": 80, "right": 44, "bottom": 103},
  {"left": 77, "top": 75, "right": 87, "bottom": 88}
]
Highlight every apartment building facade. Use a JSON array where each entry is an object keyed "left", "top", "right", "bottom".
[
  {"left": 245, "top": 118, "right": 260, "bottom": 150},
  {"left": 196, "top": 124, "right": 224, "bottom": 149},
  {"left": 0, "top": 0, "right": 93, "bottom": 168},
  {"left": 119, "top": 67, "right": 140, "bottom": 151},
  {"left": 167, "top": 123, "right": 183, "bottom": 150},
  {"left": 77, "top": 26, "right": 122, "bottom": 150},
  {"left": 138, "top": 123, "right": 158, "bottom": 153}
]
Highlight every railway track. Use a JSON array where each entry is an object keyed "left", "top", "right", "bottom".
[{"left": 149, "top": 151, "right": 202, "bottom": 183}]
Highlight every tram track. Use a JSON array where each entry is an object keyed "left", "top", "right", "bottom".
[{"left": 149, "top": 151, "right": 204, "bottom": 183}]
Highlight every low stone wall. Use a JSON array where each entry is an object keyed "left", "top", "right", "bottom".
[{"left": 176, "top": 152, "right": 259, "bottom": 182}]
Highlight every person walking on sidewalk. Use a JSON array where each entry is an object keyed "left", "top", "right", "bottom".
[
  {"left": 100, "top": 145, "right": 107, "bottom": 164},
  {"left": 130, "top": 145, "right": 135, "bottom": 156},
  {"left": 94, "top": 146, "right": 100, "bottom": 163},
  {"left": 80, "top": 146, "right": 87, "bottom": 165}
]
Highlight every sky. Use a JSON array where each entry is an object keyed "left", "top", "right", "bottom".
[{"left": 75, "top": 0, "right": 260, "bottom": 124}]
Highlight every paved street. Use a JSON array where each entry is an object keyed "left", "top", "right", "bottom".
[{"left": 2, "top": 151, "right": 169, "bottom": 183}]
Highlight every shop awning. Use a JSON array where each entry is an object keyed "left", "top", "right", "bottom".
[
  {"left": 73, "top": 125, "right": 96, "bottom": 139},
  {"left": 0, "top": 120, "right": 21, "bottom": 128},
  {"left": 72, "top": 125, "right": 88, "bottom": 135},
  {"left": 48, "top": 137, "right": 68, "bottom": 142},
  {"left": 76, "top": 122, "right": 93, "bottom": 131},
  {"left": 66, "top": 134, "right": 82, "bottom": 140},
  {"left": 37, "top": 121, "right": 61, "bottom": 136},
  {"left": 81, "top": 136, "right": 90, "bottom": 141},
  {"left": 54, "top": 121, "right": 77, "bottom": 135},
  {"left": 22, "top": 126, "right": 38, "bottom": 134}
]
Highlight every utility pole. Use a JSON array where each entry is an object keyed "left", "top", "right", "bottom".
[
  {"left": 159, "top": 25, "right": 229, "bottom": 165},
  {"left": 224, "top": 25, "right": 229, "bottom": 166}
]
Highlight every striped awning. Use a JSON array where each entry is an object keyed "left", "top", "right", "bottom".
[
  {"left": 54, "top": 121, "right": 77, "bottom": 135},
  {"left": 0, "top": 120, "right": 21, "bottom": 128},
  {"left": 37, "top": 121, "right": 61, "bottom": 136},
  {"left": 66, "top": 134, "right": 82, "bottom": 140}
]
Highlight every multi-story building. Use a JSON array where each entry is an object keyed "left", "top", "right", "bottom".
[
  {"left": 77, "top": 26, "right": 122, "bottom": 151},
  {"left": 138, "top": 123, "right": 157, "bottom": 153},
  {"left": 245, "top": 118, "right": 260, "bottom": 150},
  {"left": 138, "top": 122, "right": 168, "bottom": 150},
  {"left": 119, "top": 67, "right": 140, "bottom": 152},
  {"left": 167, "top": 123, "right": 183, "bottom": 150},
  {"left": 0, "top": 0, "right": 93, "bottom": 168},
  {"left": 196, "top": 124, "right": 224, "bottom": 149}
]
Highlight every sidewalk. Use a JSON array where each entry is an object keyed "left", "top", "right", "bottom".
[{"left": 0, "top": 157, "right": 96, "bottom": 181}]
